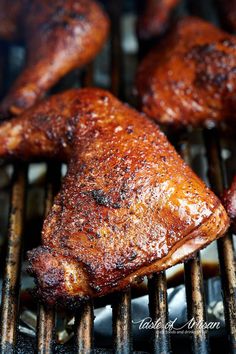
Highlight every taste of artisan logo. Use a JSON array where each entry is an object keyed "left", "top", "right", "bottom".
[{"left": 133, "top": 317, "right": 221, "bottom": 334}]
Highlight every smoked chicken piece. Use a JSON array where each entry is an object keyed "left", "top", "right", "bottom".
[
  {"left": 136, "top": 16, "right": 236, "bottom": 127},
  {"left": 137, "top": 0, "right": 180, "bottom": 40},
  {"left": 0, "top": 88, "right": 229, "bottom": 306},
  {"left": 222, "top": 176, "right": 236, "bottom": 232},
  {"left": 0, "top": 0, "right": 109, "bottom": 118},
  {"left": 216, "top": 0, "right": 236, "bottom": 32}
]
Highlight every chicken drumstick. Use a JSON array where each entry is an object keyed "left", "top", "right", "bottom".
[{"left": 0, "top": 0, "right": 109, "bottom": 118}]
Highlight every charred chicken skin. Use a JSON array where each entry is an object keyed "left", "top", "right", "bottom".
[
  {"left": 222, "top": 176, "right": 236, "bottom": 232},
  {"left": 0, "top": 88, "right": 229, "bottom": 307},
  {"left": 136, "top": 16, "right": 236, "bottom": 127},
  {"left": 137, "top": 0, "right": 180, "bottom": 40},
  {"left": 0, "top": 0, "right": 109, "bottom": 118}
]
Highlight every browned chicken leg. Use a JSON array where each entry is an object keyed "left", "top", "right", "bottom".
[
  {"left": 0, "top": 88, "right": 229, "bottom": 307},
  {"left": 136, "top": 16, "right": 236, "bottom": 127},
  {"left": 0, "top": 0, "right": 109, "bottom": 118},
  {"left": 222, "top": 176, "right": 236, "bottom": 232},
  {"left": 137, "top": 0, "right": 180, "bottom": 40}
]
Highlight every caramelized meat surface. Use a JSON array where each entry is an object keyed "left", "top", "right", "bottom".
[
  {"left": 222, "top": 176, "right": 236, "bottom": 232},
  {"left": 137, "top": 0, "right": 180, "bottom": 40},
  {"left": 216, "top": 0, "right": 236, "bottom": 32},
  {"left": 0, "top": 0, "right": 109, "bottom": 118},
  {"left": 136, "top": 16, "right": 236, "bottom": 127},
  {"left": 0, "top": 88, "right": 229, "bottom": 307}
]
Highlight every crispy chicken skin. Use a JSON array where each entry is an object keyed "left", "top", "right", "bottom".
[
  {"left": 137, "top": 0, "right": 180, "bottom": 40},
  {"left": 222, "top": 176, "right": 236, "bottom": 232},
  {"left": 136, "top": 16, "right": 236, "bottom": 127},
  {"left": 216, "top": 0, "right": 236, "bottom": 32},
  {"left": 0, "top": 0, "right": 109, "bottom": 118},
  {"left": 0, "top": 88, "right": 229, "bottom": 307}
]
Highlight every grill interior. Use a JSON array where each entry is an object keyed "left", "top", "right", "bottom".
[{"left": 0, "top": 0, "right": 235, "bottom": 353}]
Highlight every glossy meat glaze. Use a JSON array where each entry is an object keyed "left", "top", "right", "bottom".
[
  {"left": 136, "top": 16, "right": 236, "bottom": 127},
  {"left": 0, "top": 88, "right": 229, "bottom": 306},
  {"left": 0, "top": 0, "right": 109, "bottom": 117}
]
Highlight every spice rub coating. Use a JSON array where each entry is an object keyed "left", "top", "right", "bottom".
[
  {"left": 0, "top": 88, "right": 229, "bottom": 306},
  {"left": 136, "top": 16, "right": 236, "bottom": 127}
]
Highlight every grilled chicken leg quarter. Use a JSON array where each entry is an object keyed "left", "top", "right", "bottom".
[
  {"left": 136, "top": 16, "right": 236, "bottom": 127},
  {"left": 0, "top": 0, "right": 109, "bottom": 117},
  {"left": 0, "top": 88, "right": 229, "bottom": 307}
]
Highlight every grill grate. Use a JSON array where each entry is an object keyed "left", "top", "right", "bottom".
[
  {"left": 0, "top": 1, "right": 235, "bottom": 353},
  {"left": 37, "top": 162, "right": 61, "bottom": 354},
  {"left": 148, "top": 272, "right": 170, "bottom": 353},
  {"left": 178, "top": 137, "right": 208, "bottom": 354},
  {"left": 0, "top": 164, "right": 27, "bottom": 353},
  {"left": 204, "top": 128, "right": 236, "bottom": 352}
]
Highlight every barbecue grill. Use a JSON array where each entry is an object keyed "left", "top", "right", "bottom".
[{"left": 0, "top": 0, "right": 235, "bottom": 353}]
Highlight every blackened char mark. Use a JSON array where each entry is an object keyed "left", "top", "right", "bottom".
[{"left": 91, "top": 189, "right": 121, "bottom": 209}]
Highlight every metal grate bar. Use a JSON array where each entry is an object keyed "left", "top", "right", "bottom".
[
  {"left": 203, "top": 128, "right": 236, "bottom": 353},
  {"left": 75, "top": 300, "right": 94, "bottom": 353},
  {"left": 178, "top": 131, "right": 208, "bottom": 354},
  {"left": 0, "top": 164, "right": 27, "bottom": 353},
  {"left": 37, "top": 308, "right": 55, "bottom": 354},
  {"left": 112, "top": 289, "right": 132, "bottom": 353},
  {"left": 148, "top": 273, "right": 169, "bottom": 354},
  {"left": 148, "top": 272, "right": 170, "bottom": 354},
  {"left": 37, "top": 162, "right": 61, "bottom": 353},
  {"left": 82, "top": 63, "right": 94, "bottom": 88},
  {"left": 184, "top": 255, "right": 208, "bottom": 354}
]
